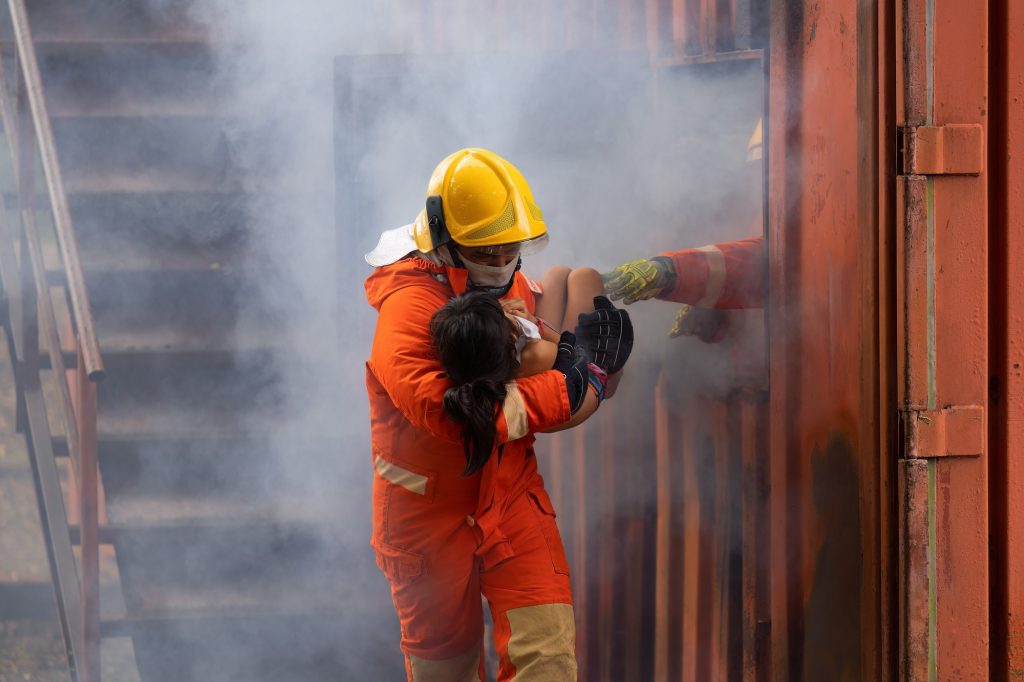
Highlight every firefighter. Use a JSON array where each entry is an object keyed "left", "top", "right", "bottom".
[
  {"left": 602, "top": 119, "right": 766, "bottom": 340},
  {"left": 364, "top": 148, "right": 632, "bottom": 681}
]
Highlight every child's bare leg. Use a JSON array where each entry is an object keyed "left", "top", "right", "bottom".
[
  {"left": 535, "top": 266, "right": 571, "bottom": 335},
  {"left": 561, "top": 267, "right": 604, "bottom": 331}
]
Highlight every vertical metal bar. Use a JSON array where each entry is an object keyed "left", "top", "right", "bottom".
[
  {"left": 899, "top": 459, "right": 929, "bottom": 681},
  {"left": 715, "top": 0, "right": 737, "bottom": 52},
  {"left": 989, "top": 2, "right": 1024, "bottom": 678},
  {"left": 653, "top": 379, "right": 672, "bottom": 681},
  {"left": 680, "top": 397, "right": 701, "bottom": 681},
  {"left": 0, "top": 45, "right": 81, "bottom": 476},
  {"left": 708, "top": 398, "right": 729, "bottom": 681},
  {"left": 702, "top": 0, "right": 715, "bottom": 55},
  {"left": 671, "top": 0, "right": 686, "bottom": 49},
  {"left": 76, "top": 351, "right": 99, "bottom": 682},
  {"left": 6, "top": 43, "right": 83, "bottom": 682},
  {"left": 571, "top": 425, "right": 589, "bottom": 680},
  {"left": 14, "top": 14, "right": 34, "bottom": 375},
  {"left": 645, "top": 0, "right": 661, "bottom": 53},
  {"left": 596, "top": 414, "right": 614, "bottom": 681},
  {"left": 741, "top": 393, "right": 759, "bottom": 682},
  {"left": 878, "top": 1, "right": 899, "bottom": 679}
]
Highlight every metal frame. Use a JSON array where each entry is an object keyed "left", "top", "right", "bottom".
[{"left": 0, "top": 1, "right": 105, "bottom": 680}]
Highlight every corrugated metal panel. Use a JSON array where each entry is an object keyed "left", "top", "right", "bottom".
[
  {"left": 540, "top": 369, "right": 767, "bottom": 681},
  {"left": 766, "top": 1, "right": 889, "bottom": 679}
]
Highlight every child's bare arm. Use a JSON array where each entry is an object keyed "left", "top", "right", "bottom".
[{"left": 513, "top": 338, "right": 558, "bottom": 378}]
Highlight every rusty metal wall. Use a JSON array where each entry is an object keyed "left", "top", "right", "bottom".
[
  {"left": 765, "top": 1, "right": 891, "bottom": 680},
  {"left": 990, "top": 1, "right": 1023, "bottom": 679},
  {"left": 367, "top": 1, "right": 1024, "bottom": 680}
]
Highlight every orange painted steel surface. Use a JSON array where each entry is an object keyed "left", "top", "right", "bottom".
[
  {"left": 766, "top": 1, "right": 889, "bottom": 679},
  {"left": 897, "top": 1, "right": 991, "bottom": 680},
  {"left": 340, "top": 0, "right": 1024, "bottom": 678},
  {"left": 990, "top": 1, "right": 1024, "bottom": 679}
]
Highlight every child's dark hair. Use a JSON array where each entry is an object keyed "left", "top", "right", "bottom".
[{"left": 430, "top": 291, "right": 519, "bottom": 476}]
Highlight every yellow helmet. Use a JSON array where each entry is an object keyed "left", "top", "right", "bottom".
[{"left": 412, "top": 148, "right": 548, "bottom": 254}]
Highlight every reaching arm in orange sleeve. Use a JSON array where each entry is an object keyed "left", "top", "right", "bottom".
[
  {"left": 657, "top": 235, "right": 765, "bottom": 309},
  {"left": 367, "top": 284, "right": 571, "bottom": 445}
]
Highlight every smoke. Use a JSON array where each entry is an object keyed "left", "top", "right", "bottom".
[{"left": 60, "top": 1, "right": 764, "bottom": 678}]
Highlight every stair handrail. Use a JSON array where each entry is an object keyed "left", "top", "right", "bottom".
[
  {"left": 2, "top": 2, "right": 105, "bottom": 681},
  {"left": 7, "top": 0, "right": 104, "bottom": 379}
]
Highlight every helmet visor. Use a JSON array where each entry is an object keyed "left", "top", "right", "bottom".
[{"left": 458, "top": 234, "right": 548, "bottom": 261}]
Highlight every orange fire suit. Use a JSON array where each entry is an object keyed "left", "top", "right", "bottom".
[
  {"left": 656, "top": 235, "right": 765, "bottom": 308},
  {"left": 365, "top": 256, "right": 577, "bottom": 681}
]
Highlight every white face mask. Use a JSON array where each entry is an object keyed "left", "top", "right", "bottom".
[{"left": 464, "top": 257, "right": 520, "bottom": 288}]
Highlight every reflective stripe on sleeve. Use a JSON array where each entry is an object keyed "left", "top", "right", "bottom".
[
  {"left": 374, "top": 456, "right": 428, "bottom": 495},
  {"left": 502, "top": 383, "right": 529, "bottom": 442},
  {"left": 696, "top": 245, "right": 726, "bottom": 308}
]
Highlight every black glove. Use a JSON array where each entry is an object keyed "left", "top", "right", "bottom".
[
  {"left": 552, "top": 331, "right": 590, "bottom": 414},
  {"left": 574, "top": 296, "right": 634, "bottom": 374}
]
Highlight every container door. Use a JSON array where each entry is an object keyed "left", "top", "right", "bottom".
[{"left": 896, "top": 1, "right": 990, "bottom": 679}]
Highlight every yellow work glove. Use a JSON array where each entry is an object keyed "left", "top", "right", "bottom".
[
  {"left": 668, "top": 304, "right": 728, "bottom": 343},
  {"left": 601, "top": 257, "right": 674, "bottom": 305}
]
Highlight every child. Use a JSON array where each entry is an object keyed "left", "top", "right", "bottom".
[
  {"left": 497, "top": 266, "right": 608, "bottom": 376},
  {"left": 430, "top": 288, "right": 604, "bottom": 476}
]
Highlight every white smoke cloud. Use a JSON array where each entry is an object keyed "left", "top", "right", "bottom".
[{"left": 122, "top": 0, "right": 767, "bottom": 677}]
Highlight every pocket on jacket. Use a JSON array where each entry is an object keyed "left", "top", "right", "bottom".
[
  {"left": 527, "top": 488, "right": 571, "bottom": 576},
  {"left": 373, "top": 541, "right": 425, "bottom": 585}
]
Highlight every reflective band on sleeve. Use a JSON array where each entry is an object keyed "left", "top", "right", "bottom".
[
  {"left": 696, "top": 245, "right": 726, "bottom": 308},
  {"left": 374, "top": 456, "right": 428, "bottom": 495},
  {"left": 502, "top": 383, "right": 529, "bottom": 442}
]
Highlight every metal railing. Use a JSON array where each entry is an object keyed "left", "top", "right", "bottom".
[{"left": 0, "top": 1, "right": 104, "bottom": 680}]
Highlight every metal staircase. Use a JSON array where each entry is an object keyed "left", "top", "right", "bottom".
[{"left": 0, "top": 1, "right": 399, "bottom": 679}]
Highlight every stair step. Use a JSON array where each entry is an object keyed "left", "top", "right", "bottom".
[
  {"left": 99, "top": 437, "right": 345, "bottom": 496},
  {"left": 35, "top": 41, "right": 221, "bottom": 118},
  {"left": 60, "top": 269, "right": 285, "bottom": 356},
  {"left": 91, "top": 354, "right": 281, "bottom": 440},
  {"left": 53, "top": 432, "right": 282, "bottom": 457},
  {"left": 53, "top": 116, "right": 262, "bottom": 190},
  {"left": 110, "top": 523, "right": 358, "bottom": 607},
  {"left": 22, "top": 0, "right": 207, "bottom": 44},
  {"left": 65, "top": 169, "right": 251, "bottom": 195},
  {"left": 62, "top": 191, "right": 248, "bottom": 262}
]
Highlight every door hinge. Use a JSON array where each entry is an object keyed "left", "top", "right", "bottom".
[
  {"left": 900, "top": 405, "right": 985, "bottom": 458},
  {"left": 899, "top": 124, "right": 984, "bottom": 175}
]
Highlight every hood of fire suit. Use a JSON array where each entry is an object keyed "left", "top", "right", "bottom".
[{"left": 364, "top": 256, "right": 451, "bottom": 311}]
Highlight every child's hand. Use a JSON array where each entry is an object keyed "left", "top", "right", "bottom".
[{"left": 501, "top": 297, "right": 536, "bottom": 323}]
